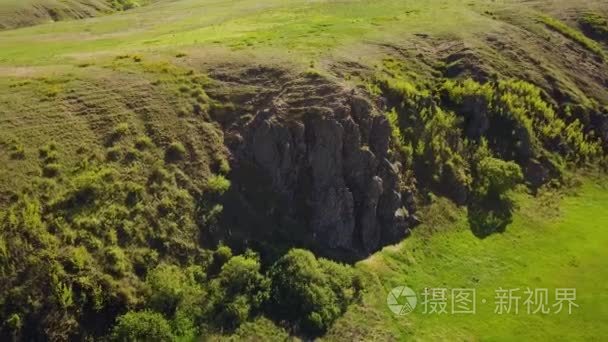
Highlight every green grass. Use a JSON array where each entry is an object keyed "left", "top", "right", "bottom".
[
  {"left": 540, "top": 14, "right": 606, "bottom": 60},
  {"left": 323, "top": 175, "right": 608, "bottom": 341},
  {"left": 0, "top": 0, "right": 512, "bottom": 66},
  {"left": 0, "top": 0, "right": 112, "bottom": 30},
  {"left": 0, "top": 0, "right": 152, "bottom": 30}
]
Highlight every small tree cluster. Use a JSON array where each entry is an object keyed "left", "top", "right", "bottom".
[{"left": 267, "top": 249, "right": 362, "bottom": 336}]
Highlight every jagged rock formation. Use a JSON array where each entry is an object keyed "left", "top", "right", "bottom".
[{"left": 215, "top": 73, "right": 417, "bottom": 260}]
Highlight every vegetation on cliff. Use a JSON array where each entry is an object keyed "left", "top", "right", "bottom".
[{"left": 0, "top": 0, "right": 607, "bottom": 340}]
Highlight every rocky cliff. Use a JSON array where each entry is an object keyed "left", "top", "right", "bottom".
[{"left": 210, "top": 72, "right": 417, "bottom": 260}]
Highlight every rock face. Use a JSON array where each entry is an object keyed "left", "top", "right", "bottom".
[{"left": 222, "top": 74, "right": 417, "bottom": 260}]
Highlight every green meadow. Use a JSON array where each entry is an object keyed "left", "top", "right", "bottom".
[
  {"left": 326, "top": 175, "right": 608, "bottom": 341},
  {"left": 0, "top": 0, "right": 596, "bottom": 66}
]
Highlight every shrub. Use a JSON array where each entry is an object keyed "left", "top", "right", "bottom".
[
  {"left": 469, "top": 156, "right": 523, "bottom": 237},
  {"left": 5, "top": 314, "right": 22, "bottom": 334},
  {"left": 208, "top": 245, "right": 232, "bottom": 276},
  {"left": 385, "top": 108, "right": 413, "bottom": 163},
  {"left": 113, "top": 122, "right": 130, "bottom": 136},
  {"left": 111, "top": 310, "right": 173, "bottom": 342},
  {"left": 148, "top": 165, "right": 171, "bottom": 185},
  {"left": 217, "top": 295, "right": 250, "bottom": 330},
  {"left": 123, "top": 148, "right": 142, "bottom": 163},
  {"left": 415, "top": 107, "right": 470, "bottom": 202},
  {"left": 108, "top": 123, "right": 131, "bottom": 144},
  {"left": 56, "top": 167, "right": 117, "bottom": 208},
  {"left": 42, "top": 163, "right": 61, "bottom": 178},
  {"left": 131, "top": 248, "right": 159, "bottom": 276},
  {"left": 443, "top": 78, "right": 601, "bottom": 165},
  {"left": 218, "top": 158, "right": 231, "bottom": 175},
  {"left": 10, "top": 144, "right": 25, "bottom": 160},
  {"left": 564, "top": 119, "right": 602, "bottom": 162},
  {"left": 134, "top": 135, "right": 154, "bottom": 150},
  {"left": 123, "top": 182, "right": 144, "bottom": 206},
  {"left": 105, "top": 247, "right": 130, "bottom": 276},
  {"left": 39, "top": 143, "right": 58, "bottom": 161},
  {"left": 64, "top": 246, "right": 93, "bottom": 273},
  {"left": 380, "top": 77, "right": 469, "bottom": 202},
  {"left": 145, "top": 263, "right": 204, "bottom": 316},
  {"left": 106, "top": 147, "right": 123, "bottom": 162},
  {"left": 268, "top": 249, "right": 361, "bottom": 336},
  {"left": 474, "top": 157, "right": 523, "bottom": 200},
  {"left": 217, "top": 254, "right": 270, "bottom": 307},
  {"left": 205, "top": 175, "right": 231, "bottom": 195},
  {"left": 209, "top": 253, "right": 270, "bottom": 329},
  {"left": 165, "top": 142, "right": 187, "bottom": 162}
]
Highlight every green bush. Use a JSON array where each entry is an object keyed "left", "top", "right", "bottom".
[
  {"left": 54, "top": 167, "right": 116, "bottom": 208},
  {"left": 210, "top": 253, "right": 270, "bottom": 329},
  {"left": 38, "top": 143, "right": 58, "bottom": 162},
  {"left": 267, "top": 249, "right": 361, "bottom": 336},
  {"left": 112, "top": 123, "right": 130, "bottom": 137},
  {"left": 145, "top": 263, "right": 204, "bottom": 316},
  {"left": 0, "top": 125, "right": 225, "bottom": 340},
  {"left": 42, "top": 163, "right": 61, "bottom": 178},
  {"left": 209, "top": 245, "right": 232, "bottom": 275},
  {"left": 148, "top": 164, "right": 172, "bottom": 185},
  {"left": 165, "top": 142, "right": 187, "bottom": 162},
  {"left": 5, "top": 314, "right": 22, "bottom": 334},
  {"left": 443, "top": 78, "right": 602, "bottom": 165},
  {"left": 9, "top": 144, "right": 25, "bottom": 160},
  {"left": 109, "top": 0, "right": 142, "bottom": 11},
  {"left": 218, "top": 295, "right": 251, "bottom": 330},
  {"left": 474, "top": 157, "right": 523, "bottom": 200},
  {"left": 106, "top": 146, "right": 123, "bottom": 162},
  {"left": 378, "top": 77, "right": 469, "bottom": 201},
  {"left": 105, "top": 247, "right": 130, "bottom": 276},
  {"left": 206, "top": 175, "right": 231, "bottom": 195},
  {"left": 415, "top": 107, "right": 470, "bottom": 196},
  {"left": 134, "top": 135, "right": 154, "bottom": 150},
  {"left": 63, "top": 246, "right": 93, "bottom": 273},
  {"left": 111, "top": 310, "right": 174, "bottom": 342},
  {"left": 469, "top": 156, "right": 523, "bottom": 237},
  {"left": 385, "top": 108, "right": 413, "bottom": 164}
]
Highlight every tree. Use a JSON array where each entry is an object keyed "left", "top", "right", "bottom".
[
  {"left": 111, "top": 310, "right": 173, "bottom": 342},
  {"left": 475, "top": 156, "right": 523, "bottom": 200},
  {"left": 146, "top": 263, "right": 203, "bottom": 316},
  {"left": 469, "top": 156, "right": 523, "bottom": 237},
  {"left": 267, "top": 249, "right": 361, "bottom": 336},
  {"left": 210, "top": 253, "right": 270, "bottom": 330},
  {"left": 144, "top": 263, "right": 206, "bottom": 337}
]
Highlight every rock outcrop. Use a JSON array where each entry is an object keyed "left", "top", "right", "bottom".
[{"left": 219, "top": 73, "right": 417, "bottom": 260}]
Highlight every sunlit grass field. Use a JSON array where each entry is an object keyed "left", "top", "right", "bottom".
[
  {"left": 323, "top": 175, "right": 608, "bottom": 341},
  {"left": 3, "top": 0, "right": 600, "bottom": 66}
]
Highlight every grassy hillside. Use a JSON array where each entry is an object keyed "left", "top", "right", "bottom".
[
  {"left": 0, "top": 0, "right": 607, "bottom": 340},
  {"left": 0, "top": 0, "right": 150, "bottom": 30}
]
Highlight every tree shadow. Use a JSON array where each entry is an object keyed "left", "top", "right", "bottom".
[{"left": 468, "top": 196, "right": 515, "bottom": 238}]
